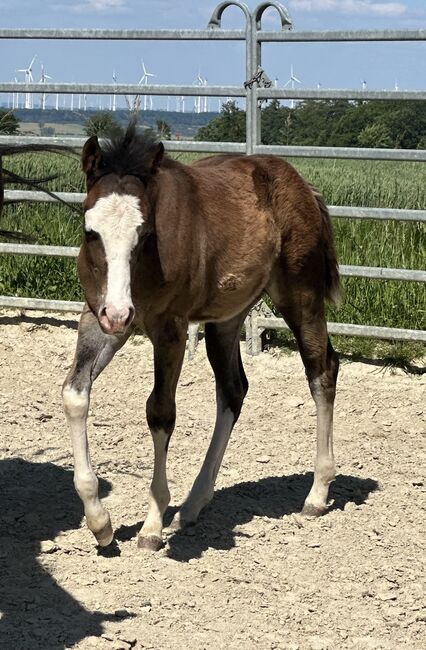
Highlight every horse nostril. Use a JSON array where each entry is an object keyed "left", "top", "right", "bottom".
[{"left": 125, "top": 306, "right": 135, "bottom": 327}]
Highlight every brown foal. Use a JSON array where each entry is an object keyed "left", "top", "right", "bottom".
[{"left": 62, "top": 122, "right": 340, "bottom": 551}]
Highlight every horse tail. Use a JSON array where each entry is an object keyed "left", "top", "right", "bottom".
[{"left": 311, "top": 186, "right": 341, "bottom": 305}]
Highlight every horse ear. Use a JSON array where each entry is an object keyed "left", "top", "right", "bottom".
[
  {"left": 151, "top": 142, "right": 164, "bottom": 173},
  {"left": 82, "top": 136, "right": 102, "bottom": 176}
]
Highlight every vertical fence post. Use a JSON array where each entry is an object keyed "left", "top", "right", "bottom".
[
  {"left": 207, "top": 2, "right": 254, "bottom": 153},
  {"left": 251, "top": 3, "right": 293, "bottom": 153}
]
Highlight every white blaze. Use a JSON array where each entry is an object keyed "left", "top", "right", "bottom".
[{"left": 85, "top": 193, "right": 143, "bottom": 309}]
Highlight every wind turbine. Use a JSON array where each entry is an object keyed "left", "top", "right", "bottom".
[
  {"left": 12, "top": 77, "right": 19, "bottom": 109},
  {"left": 39, "top": 63, "right": 52, "bottom": 110},
  {"left": 111, "top": 70, "right": 118, "bottom": 111},
  {"left": 193, "top": 69, "right": 208, "bottom": 113},
  {"left": 200, "top": 73, "right": 209, "bottom": 112},
  {"left": 193, "top": 70, "right": 202, "bottom": 113},
  {"left": 17, "top": 55, "right": 36, "bottom": 109},
  {"left": 283, "top": 64, "right": 301, "bottom": 109},
  {"left": 138, "top": 59, "right": 155, "bottom": 111}
]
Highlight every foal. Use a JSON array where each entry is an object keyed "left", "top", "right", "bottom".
[{"left": 63, "top": 123, "right": 340, "bottom": 550}]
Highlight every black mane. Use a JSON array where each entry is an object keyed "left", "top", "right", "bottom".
[{"left": 99, "top": 120, "right": 166, "bottom": 179}]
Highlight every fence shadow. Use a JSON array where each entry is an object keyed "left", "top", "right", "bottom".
[
  {"left": 0, "top": 458, "right": 121, "bottom": 649},
  {"left": 0, "top": 313, "right": 79, "bottom": 329},
  {"left": 166, "top": 472, "right": 379, "bottom": 562}
]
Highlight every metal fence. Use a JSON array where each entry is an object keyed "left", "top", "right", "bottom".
[{"left": 0, "top": 0, "right": 425, "bottom": 351}]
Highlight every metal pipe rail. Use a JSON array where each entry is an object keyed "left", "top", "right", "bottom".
[
  {"left": 4, "top": 191, "right": 426, "bottom": 224},
  {"left": 4, "top": 83, "right": 425, "bottom": 103},
  {"left": 0, "top": 28, "right": 247, "bottom": 41},
  {"left": 2, "top": 135, "right": 425, "bottom": 162},
  {"left": 257, "top": 29, "right": 426, "bottom": 42},
  {"left": 1, "top": 27, "right": 424, "bottom": 42},
  {"left": 1, "top": 242, "right": 425, "bottom": 284},
  {"left": 0, "top": 82, "right": 245, "bottom": 97},
  {"left": 0, "top": 1, "right": 424, "bottom": 349},
  {"left": 254, "top": 316, "right": 426, "bottom": 344}
]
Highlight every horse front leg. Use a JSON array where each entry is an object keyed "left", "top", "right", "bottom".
[
  {"left": 138, "top": 317, "right": 187, "bottom": 551},
  {"left": 62, "top": 305, "right": 129, "bottom": 546}
]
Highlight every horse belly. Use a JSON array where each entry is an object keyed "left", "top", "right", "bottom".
[{"left": 189, "top": 260, "right": 272, "bottom": 323}]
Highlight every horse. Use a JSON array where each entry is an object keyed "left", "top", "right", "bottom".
[
  {"left": 0, "top": 144, "right": 77, "bottom": 239},
  {"left": 62, "top": 121, "right": 340, "bottom": 551}
]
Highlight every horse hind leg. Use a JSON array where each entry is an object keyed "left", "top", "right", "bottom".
[{"left": 267, "top": 275, "right": 339, "bottom": 516}]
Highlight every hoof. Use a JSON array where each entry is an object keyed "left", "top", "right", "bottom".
[
  {"left": 137, "top": 535, "right": 164, "bottom": 551},
  {"left": 301, "top": 503, "right": 326, "bottom": 518},
  {"left": 166, "top": 511, "right": 196, "bottom": 535},
  {"left": 94, "top": 519, "right": 114, "bottom": 547}
]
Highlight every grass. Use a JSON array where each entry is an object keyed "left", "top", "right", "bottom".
[{"left": 0, "top": 152, "right": 425, "bottom": 365}]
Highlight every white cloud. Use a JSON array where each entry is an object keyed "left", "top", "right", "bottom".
[
  {"left": 289, "top": 0, "right": 408, "bottom": 17},
  {"left": 84, "top": 0, "right": 126, "bottom": 8},
  {"left": 55, "top": 0, "right": 128, "bottom": 12}
]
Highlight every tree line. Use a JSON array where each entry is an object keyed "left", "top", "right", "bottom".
[
  {"left": 196, "top": 99, "right": 426, "bottom": 149},
  {"left": 2, "top": 99, "right": 424, "bottom": 149}
]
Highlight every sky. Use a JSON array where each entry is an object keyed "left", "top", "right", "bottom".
[{"left": 0, "top": 0, "right": 425, "bottom": 111}]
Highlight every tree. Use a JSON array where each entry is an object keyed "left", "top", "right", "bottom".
[
  {"left": 156, "top": 119, "right": 172, "bottom": 140},
  {"left": 196, "top": 99, "right": 426, "bottom": 150},
  {"left": 0, "top": 110, "right": 19, "bottom": 134},
  {"left": 84, "top": 112, "right": 121, "bottom": 138},
  {"left": 358, "top": 122, "right": 392, "bottom": 148},
  {"left": 196, "top": 101, "right": 246, "bottom": 142},
  {"left": 261, "top": 100, "right": 292, "bottom": 145}
]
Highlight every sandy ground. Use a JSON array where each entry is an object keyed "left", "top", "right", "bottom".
[{"left": 0, "top": 310, "right": 425, "bottom": 650}]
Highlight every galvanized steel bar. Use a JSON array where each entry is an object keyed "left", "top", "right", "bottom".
[
  {"left": 0, "top": 135, "right": 247, "bottom": 154},
  {"left": 3, "top": 192, "right": 426, "bottom": 225},
  {"left": 2, "top": 135, "right": 423, "bottom": 163},
  {"left": 0, "top": 243, "right": 80, "bottom": 256},
  {"left": 2, "top": 242, "right": 425, "bottom": 283},
  {"left": 339, "top": 265, "right": 426, "bottom": 283},
  {"left": 0, "top": 27, "right": 423, "bottom": 42},
  {"left": 4, "top": 190, "right": 85, "bottom": 204},
  {"left": 257, "top": 29, "right": 426, "bottom": 42},
  {"left": 255, "top": 316, "right": 426, "bottom": 343},
  {"left": 207, "top": 1, "right": 254, "bottom": 155},
  {"left": 0, "top": 82, "right": 245, "bottom": 97},
  {"left": 0, "top": 28, "right": 246, "bottom": 40},
  {"left": 329, "top": 206, "right": 426, "bottom": 222},
  {"left": 0, "top": 296, "right": 84, "bottom": 312},
  {"left": 255, "top": 143, "right": 426, "bottom": 161},
  {"left": 257, "top": 88, "right": 426, "bottom": 101},
  {"left": 253, "top": 2, "right": 292, "bottom": 30},
  {"left": 0, "top": 135, "right": 87, "bottom": 147}
]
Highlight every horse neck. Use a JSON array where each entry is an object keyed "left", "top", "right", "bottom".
[{"left": 149, "top": 165, "right": 201, "bottom": 285}]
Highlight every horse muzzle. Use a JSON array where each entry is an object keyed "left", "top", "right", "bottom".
[{"left": 99, "top": 303, "right": 135, "bottom": 335}]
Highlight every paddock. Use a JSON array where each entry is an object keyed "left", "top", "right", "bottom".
[{"left": 0, "top": 310, "right": 424, "bottom": 649}]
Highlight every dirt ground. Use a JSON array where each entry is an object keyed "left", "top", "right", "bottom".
[{"left": 0, "top": 310, "right": 425, "bottom": 650}]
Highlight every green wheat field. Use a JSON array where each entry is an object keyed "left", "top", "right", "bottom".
[{"left": 0, "top": 151, "right": 425, "bottom": 365}]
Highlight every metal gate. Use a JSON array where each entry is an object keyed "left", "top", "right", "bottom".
[{"left": 0, "top": 1, "right": 425, "bottom": 351}]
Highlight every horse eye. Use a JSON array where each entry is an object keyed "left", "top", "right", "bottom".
[{"left": 85, "top": 229, "right": 99, "bottom": 242}]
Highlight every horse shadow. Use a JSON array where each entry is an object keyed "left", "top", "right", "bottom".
[
  {"left": 0, "top": 458, "right": 123, "bottom": 649},
  {"left": 165, "top": 472, "right": 379, "bottom": 562}
]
